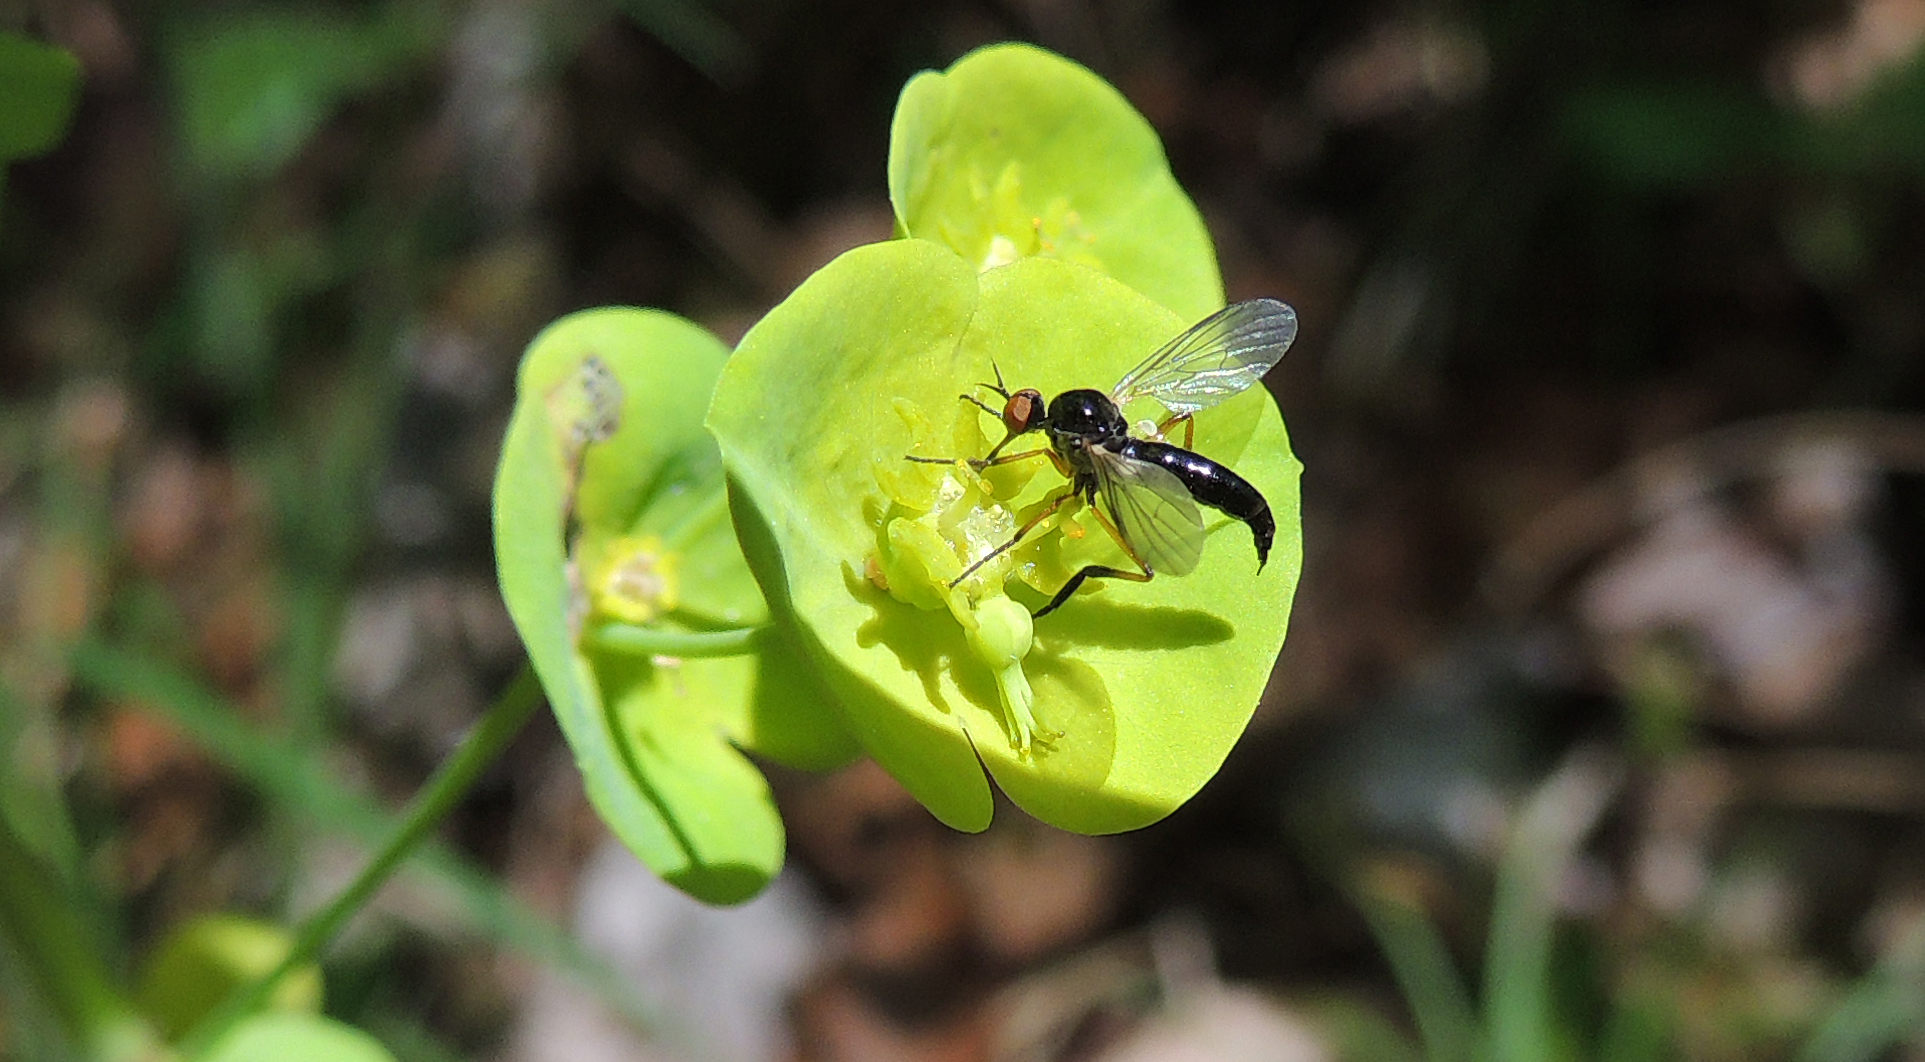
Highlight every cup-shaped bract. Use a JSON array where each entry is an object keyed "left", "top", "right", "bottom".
[
  {"left": 889, "top": 42, "right": 1223, "bottom": 321},
  {"left": 707, "top": 240, "right": 1301, "bottom": 834},
  {"left": 494, "top": 309, "right": 855, "bottom": 904}
]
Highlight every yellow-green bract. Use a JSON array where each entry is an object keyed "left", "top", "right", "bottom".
[
  {"left": 707, "top": 241, "right": 1301, "bottom": 834},
  {"left": 135, "top": 915, "right": 321, "bottom": 1042},
  {"left": 889, "top": 42, "right": 1224, "bottom": 321},
  {"left": 493, "top": 309, "right": 854, "bottom": 905}
]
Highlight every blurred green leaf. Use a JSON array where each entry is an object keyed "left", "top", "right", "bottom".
[
  {"left": 135, "top": 915, "right": 322, "bottom": 1043},
  {"left": 1485, "top": 751, "right": 1620, "bottom": 1062},
  {"left": 1810, "top": 53, "right": 1925, "bottom": 172},
  {"left": 1300, "top": 994, "right": 1424, "bottom": 1062},
  {"left": 1562, "top": 55, "right": 1925, "bottom": 189},
  {"left": 166, "top": 7, "right": 437, "bottom": 178},
  {"left": 0, "top": 812, "right": 159, "bottom": 1062},
  {"left": 0, "top": 931, "right": 81, "bottom": 1062},
  {"left": 1559, "top": 82, "right": 1791, "bottom": 189},
  {"left": 0, "top": 32, "right": 82, "bottom": 161},
  {"left": 185, "top": 232, "right": 333, "bottom": 395},
  {"left": 608, "top": 0, "right": 752, "bottom": 85},
  {"left": 1598, "top": 988, "right": 1678, "bottom": 1062},
  {"left": 66, "top": 640, "right": 657, "bottom": 1030},
  {"left": 202, "top": 1012, "right": 396, "bottom": 1062},
  {"left": 0, "top": 681, "right": 83, "bottom": 886},
  {"left": 1346, "top": 870, "right": 1478, "bottom": 1062},
  {"left": 1798, "top": 917, "right": 1925, "bottom": 1062}
]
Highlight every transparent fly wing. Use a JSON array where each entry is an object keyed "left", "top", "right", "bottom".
[
  {"left": 1110, "top": 298, "right": 1297, "bottom": 417},
  {"left": 1091, "top": 447, "right": 1206, "bottom": 577}
]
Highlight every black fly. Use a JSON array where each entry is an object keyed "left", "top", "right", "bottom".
[{"left": 908, "top": 298, "right": 1297, "bottom": 617}]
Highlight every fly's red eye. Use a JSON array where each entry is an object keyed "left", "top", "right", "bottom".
[{"left": 1004, "top": 389, "right": 1044, "bottom": 435}]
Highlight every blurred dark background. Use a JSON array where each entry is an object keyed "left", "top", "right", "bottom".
[{"left": 8, "top": 0, "right": 1925, "bottom": 1059}]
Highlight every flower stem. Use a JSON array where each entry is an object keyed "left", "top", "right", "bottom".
[
  {"left": 585, "top": 622, "right": 763, "bottom": 658},
  {"left": 176, "top": 665, "right": 545, "bottom": 1059}
]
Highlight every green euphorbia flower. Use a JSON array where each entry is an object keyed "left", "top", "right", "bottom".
[
  {"left": 890, "top": 43, "right": 1223, "bottom": 320},
  {"left": 708, "top": 240, "right": 1301, "bottom": 834},
  {"left": 494, "top": 309, "right": 855, "bottom": 904},
  {"left": 497, "top": 43, "right": 1299, "bottom": 904}
]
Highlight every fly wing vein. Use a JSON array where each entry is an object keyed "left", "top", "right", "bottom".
[
  {"left": 1110, "top": 298, "right": 1298, "bottom": 417},
  {"left": 1093, "top": 448, "right": 1205, "bottom": 577}
]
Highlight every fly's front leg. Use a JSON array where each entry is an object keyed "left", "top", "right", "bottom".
[
  {"left": 949, "top": 489, "right": 1075, "bottom": 588},
  {"left": 904, "top": 446, "right": 1052, "bottom": 469}
]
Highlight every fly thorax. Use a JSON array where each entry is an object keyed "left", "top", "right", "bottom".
[{"left": 1045, "top": 389, "right": 1127, "bottom": 440}]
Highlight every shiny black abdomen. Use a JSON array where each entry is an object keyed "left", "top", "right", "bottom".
[{"left": 1116, "top": 438, "right": 1274, "bottom": 568}]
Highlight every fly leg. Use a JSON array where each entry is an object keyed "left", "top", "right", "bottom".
[
  {"left": 948, "top": 484, "right": 1075, "bottom": 588},
  {"left": 1034, "top": 500, "right": 1154, "bottom": 618},
  {"left": 1154, "top": 412, "right": 1194, "bottom": 449},
  {"left": 905, "top": 446, "right": 1051, "bottom": 469},
  {"left": 944, "top": 366, "right": 1026, "bottom": 457}
]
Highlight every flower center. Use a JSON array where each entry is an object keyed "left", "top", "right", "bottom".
[{"left": 588, "top": 535, "right": 680, "bottom": 625}]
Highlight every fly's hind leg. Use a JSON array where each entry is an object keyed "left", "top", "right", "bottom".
[
  {"left": 1033, "top": 499, "right": 1154, "bottom": 617},
  {"left": 1033, "top": 564, "right": 1151, "bottom": 617}
]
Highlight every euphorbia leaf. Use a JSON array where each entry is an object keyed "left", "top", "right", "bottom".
[
  {"left": 889, "top": 42, "right": 1223, "bottom": 321},
  {"left": 708, "top": 240, "right": 1300, "bottom": 834},
  {"left": 495, "top": 308, "right": 854, "bottom": 904}
]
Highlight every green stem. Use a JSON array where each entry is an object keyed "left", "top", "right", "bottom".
[
  {"left": 67, "top": 638, "right": 660, "bottom": 1035},
  {"left": 585, "top": 622, "right": 763, "bottom": 658},
  {"left": 1344, "top": 876, "right": 1478, "bottom": 1062},
  {"left": 1484, "top": 750, "right": 1620, "bottom": 1062},
  {"left": 176, "top": 666, "right": 544, "bottom": 1059}
]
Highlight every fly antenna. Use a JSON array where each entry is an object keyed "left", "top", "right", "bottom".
[{"left": 978, "top": 362, "right": 1012, "bottom": 399}]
